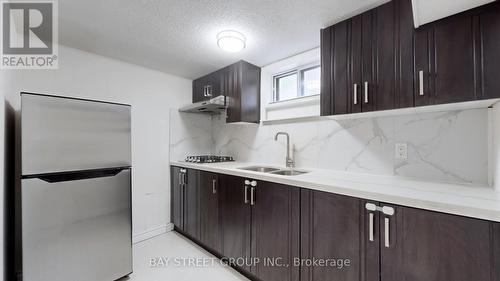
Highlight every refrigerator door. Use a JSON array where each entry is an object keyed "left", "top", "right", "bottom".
[
  {"left": 21, "top": 93, "right": 131, "bottom": 176},
  {"left": 21, "top": 168, "right": 132, "bottom": 281}
]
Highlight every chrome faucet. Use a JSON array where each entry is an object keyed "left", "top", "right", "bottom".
[{"left": 274, "top": 132, "right": 294, "bottom": 168}]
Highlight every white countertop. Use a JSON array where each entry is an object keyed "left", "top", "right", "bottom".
[{"left": 171, "top": 161, "right": 500, "bottom": 222}]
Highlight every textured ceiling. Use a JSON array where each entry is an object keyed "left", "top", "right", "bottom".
[{"left": 60, "top": 0, "right": 388, "bottom": 79}]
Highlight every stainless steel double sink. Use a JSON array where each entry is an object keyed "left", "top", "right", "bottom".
[{"left": 238, "top": 166, "right": 309, "bottom": 176}]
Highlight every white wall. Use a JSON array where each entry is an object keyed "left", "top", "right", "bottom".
[{"left": 0, "top": 45, "right": 192, "bottom": 248}]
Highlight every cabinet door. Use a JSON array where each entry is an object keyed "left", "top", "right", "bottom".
[
  {"left": 371, "top": 0, "right": 414, "bottom": 111},
  {"left": 213, "top": 69, "right": 226, "bottom": 97},
  {"left": 300, "top": 190, "right": 379, "bottom": 281},
  {"left": 321, "top": 22, "right": 351, "bottom": 116},
  {"left": 396, "top": 0, "right": 416, "bottom": 108},
  {"left": 374, "top": 3, "right": 395, "bottom": 111},
  {"left": 192, "top": 77, "right": 207, "bottom": 103},
  {"left": 361, "top": 11, "right": 375, "bottom": 112},
  {"left": 414, "top": 27, "right": 432, "bottom": 106},
  {"left": 199, "top": 171, "right": 221, "bottom": 253},
  {"left": 239, "top": 62, "right": 261, "bottom": 123},
  {"left": 170, "top": 166, "right": 184, "bottom": 230},
  {"left": 219, "top": 175, "right": 251, "bottom": 272},
  {"left": 479, "top": 3, "right": 500, "bottom": 99},
  {"left": 433, "top": 14, "right": 476, "bottom": 104},
  {"left": 184, "top": 168, "right": 199, "bottom": 240},
  {"left": 332, "top": 21, "right": 351, "bottom": 115},
  {"left": 381, "top": 205, "right": 500, "bottom": 281},
  {"left": 320, "top": 27, "right": 333, "bottom": 116},
  {"left": 415, "top": 14, "right": 477, "bottom": 106},
  {"left": 350, "top": 15, "right": 363, "bottom": 113},
  {"left": 251, "top": 181, "right": 300, "bottom": 281},
  {"left": 225, "top": 64, "right": 241, "bottom": 123}
]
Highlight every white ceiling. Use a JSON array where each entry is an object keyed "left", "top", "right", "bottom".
[{"left": 60, "top": 0, "right": 388, "bottom": 79}]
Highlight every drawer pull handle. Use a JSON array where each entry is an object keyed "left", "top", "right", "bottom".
[{"left": 419, "top": 70, "right": 424, "bottom": 96}]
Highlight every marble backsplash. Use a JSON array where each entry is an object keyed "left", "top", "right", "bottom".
[
  {"left": 169, "top": 109, "right": 213, "bottom": 162},
  {"left": 171, "top": 108, "right": 490, "bottom": 185}
]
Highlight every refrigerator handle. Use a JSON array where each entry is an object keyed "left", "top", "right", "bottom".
[{"left": 30, "top": 167, "right": 130, "bottom": 183}]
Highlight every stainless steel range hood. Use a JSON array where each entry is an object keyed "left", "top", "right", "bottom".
[{"left": 179, "top": 95, "right": 227, "bottom": 113}]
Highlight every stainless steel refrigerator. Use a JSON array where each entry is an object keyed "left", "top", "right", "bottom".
[{"left": 20, "top": 93, "right": 132, "bottom": 281}]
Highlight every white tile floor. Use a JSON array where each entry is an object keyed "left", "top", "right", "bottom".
[{"left": 120, "top": 231, "right": 249, "bottom": 281}]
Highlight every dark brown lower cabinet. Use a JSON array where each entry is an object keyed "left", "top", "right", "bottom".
[
  {"left": 218, "top": 175, "right": 301, "bottom": 281},
  {"left": 300, "top": 189, "right": 378, "bottom": 281},
  {"left": 183, "top": 168, "right": 200, "bottom": 240},
  {"left": 251, "top": 181, "right": 300, "bottom": 281},
  {"left": 171, "top": 166, "right": 184, "bottom": 230},
  {"left": 381, "top": 205, "right": 500, "bottom": 281},
  {"left": 219, "top": 175, "right": 252, "bottom": 272},
  {"left": 173, "top": 167, "right": 500, "bottom": 281},
  {"left": 170, "top": 166, "right": 200, "bottom": 240},
  {"left": 199, "top": 171, "right": 221, "bottom": 253},
  {"left": 301, "top": 190, "right": 500, "bottom": 281}
]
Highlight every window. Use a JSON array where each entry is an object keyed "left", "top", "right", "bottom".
[{"left": 273, "top": 64, "right": 320, "bottom": 102}]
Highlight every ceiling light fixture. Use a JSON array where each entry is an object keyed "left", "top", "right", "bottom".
[{"left": 217, "top": 30, "right": 246, "bottom": 53}]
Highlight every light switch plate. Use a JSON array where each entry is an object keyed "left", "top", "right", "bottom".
[{"left": 395, "top": 143, "right": 408, "bottom": 160}]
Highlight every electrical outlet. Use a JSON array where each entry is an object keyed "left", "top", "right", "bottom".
[{"left": 395, "top": 143, "right": 408, "bottom": 160}]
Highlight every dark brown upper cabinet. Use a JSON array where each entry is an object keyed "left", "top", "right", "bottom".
[
  {"left": 415, "top": 2, "right": 500, "bottom": 105},
  {"left": 322, "top": 0, "right": 500, "bottom": 116},
  {"left": 414, "top": 12, "right": 476, "bottom": 105},
  {"left": 192, "top": 76, "right": 208, "bottom": 103},
  {"left": 321, "top": 0, "right": 414, "bottom": 116},
  {"left": 192, "top": 70, "right": 225, "bottom": 103},
  {"left": 225, "top": 61, "right": 261, "bottom": 123},
  {"left": 192, "top": 61, "right": 261, "bottom": 123},
  {"left": 478, "top": 2, "right": 500, "bottom": 100}
]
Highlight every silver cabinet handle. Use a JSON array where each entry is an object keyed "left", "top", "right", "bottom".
[
  {"left": 250, "top": 186, "right": 255, "bottom": 206},
  {"left": 212, "top": 179, "right": 217, "bottom": 194},
  {"left": 353, "top": 84, "right": 358, "bottom": 105},
  {"left": 250, "top": 180, "right": 257, "bottom": 187},
  {"left": 203, "top": 86, "right": 207, "bottom": 97},
  {"left": 365, "top": 203, "right": 377, "bottom": 211},
  {"left": 365, "top": 203, "right": 377, "bottom": 242},
  {"left": 382, "top": 206, "right": 394, "bottom": 248},
  {"left": 178, "top": 172, "right": 183, "bottom": 185},
  {"left": 206, "top": 85, "right": 212, "bottom": 97},
  {"left": 244, "top": 184, "right": 249, "bottom": 204},
  {"left": 419, "top": 70, "right": 424, "bottom": 96},
  {"left": 244, "top": 180, "right": 250, "bottom": 185},
  {"left": 364, "top": 82, "right": 369, "bottom": 103},
  {"left": 384, "top": 217, "right": 390, "bottom": 248},
  {"left": 382, "top": 206, "right": 395, "bottom": 216},
  {"left": 369, "top": 213, "right": 374, "bottom": 242}
]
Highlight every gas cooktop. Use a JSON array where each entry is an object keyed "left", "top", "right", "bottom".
[{"left": 185, "top": 155, "right": 234, "bottom": 163}]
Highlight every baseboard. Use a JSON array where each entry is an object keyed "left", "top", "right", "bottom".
[{"left": 133, "top": 223, "right": 174, "bottom": 244}]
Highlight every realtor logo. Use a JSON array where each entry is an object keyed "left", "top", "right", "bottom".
[{"left": 1, "top": 0, "right": 58, "bottom": 69}]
